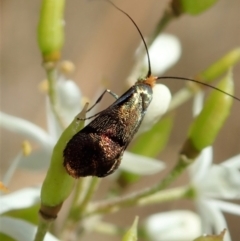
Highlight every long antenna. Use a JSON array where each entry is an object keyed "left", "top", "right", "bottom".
[
  {"left": 104, "top": 0, "right": 240, "bottom": 102},
  {"left": 105, "top": 0, "right": 152, "bottom": 78},
  {"left": 157, "top": 76, "right": 240, "bottom": 102}
]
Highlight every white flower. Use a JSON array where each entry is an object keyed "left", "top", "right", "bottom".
[
  {"left": 144, "top": 34, "right": 181, "bottom": 75},
  {"left": 0, "top": 187, "right": 60, "bottom": 241},
  {"left": 188, "top": 92, "right": 240, "bottom": 241},
  {"left": 139, "top": 83, "right": 171, "bottom": 133},
  {"left": 128, "top": 33, "right": 181, "bottom": 82},
  {"left": 0, "top": 216, "right": 60, "bottom": 241},
  {"left": 145, "top": 210, "right": 202, "bottom": 241},
  {"left": 0, "top": 187, "right": 40, "bottom": 214},
  {"left": 121, "top": 151, "right": 165, "bottom": 175},
  {"left": 46, "top": 76, "right": 82, "bottom": 140},
  {"left": 127, "top": 33, "right": 181, "bottom": 133},
  {"left": 0, "top": 77, "right": 82, "bottom": 171},
  {"left": 189, "top": 148, "right": 240, "bottom": 241}
]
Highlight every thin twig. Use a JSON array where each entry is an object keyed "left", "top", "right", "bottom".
[
  {"left": 46, "top": 67, "right": 66, "bottom": 129},
  {"left": 85, "top": 155, "right": 193, "bottom": 216},
  {"left": 34, "top": 215, "right": 53, "bottom": 241}
]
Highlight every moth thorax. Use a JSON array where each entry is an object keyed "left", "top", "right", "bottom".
[{"left": 140, "top": 84, "right": 153, "bottom": 111}]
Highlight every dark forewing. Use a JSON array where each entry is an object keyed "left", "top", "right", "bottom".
[{"left": 63, "top": 87, "right": 144, "bottom": 177}]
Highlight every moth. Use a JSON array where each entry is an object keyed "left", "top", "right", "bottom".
[{"left": 64, "top": 75, "right": 157, "bottom": 177}]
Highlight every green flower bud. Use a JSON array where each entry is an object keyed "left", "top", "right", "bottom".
[
  {"left": 131, "top": 115, "right": 174, "bottom": 157},
  {"left": 181, "top": 0, "right": 218, "bottom": 15},
  {"left": 40, "top": 105, "right": 88, "bottom": 218},
  {"left": 198, "top": 48, "right": 240, "bottom": 83},
  {"left": 37, "top": 0, "right": 65, "bottom": 62},
  {"left": 171, "top": 0, "right": 218, "bottom": 16},
  {"left": 122, "top": 216, "right": 139, "bottom": 241},
  {"left": 189, "top": 71, "right": 234, "bottom": 151}
]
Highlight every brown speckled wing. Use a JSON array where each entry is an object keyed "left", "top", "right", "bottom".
[{"left": 63, "top": 87, "right": 145, "bottom": 178}]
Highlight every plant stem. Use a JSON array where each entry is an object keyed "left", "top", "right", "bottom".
[
  {"left": 137, "top": 185, "right": 194, "bottom": 206},
  {"left": 79, "top": 177, "right": 100, "bottom": 211},
  {"left": 148, "top": 8, "right": 175, "bottom": 46},
  {"left": 168, "top": 88, "right": 193, "bottom": 112},
  {"left": 93, "top": 221, "right": 123, "bottom": 236},
  {"left": 70, "top": 177, "right": 100, "bottom": 221},
  {"left": 46, "top": 66, "right": 65, "bottom": 129},
  {"left": 72, "top": 178, "right": 85, "bottom": 208},
  {"left": 33, "top": 215, "right": 53, "bottom": 241}
]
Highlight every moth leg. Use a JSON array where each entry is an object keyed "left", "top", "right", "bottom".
[
  {"left": 77, "top": 89, "right": 119, "bottom": 121},
  {"left": 86, "top": 89, "right": 118, "bottom": 113}
]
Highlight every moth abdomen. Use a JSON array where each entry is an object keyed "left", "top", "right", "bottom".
[{"left": 63, "top": 128, "right": 124, "bottom": 178}]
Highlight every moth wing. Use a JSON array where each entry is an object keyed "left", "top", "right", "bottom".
[{"left": 64, "top": 86, "right": 143, "bottom": 178}]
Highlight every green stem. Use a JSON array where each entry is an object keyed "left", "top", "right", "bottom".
[
  {"left": 168, "top": 88, "right": 192, "bottom": 112},
  {"left": 86, "top": 155, "right": 192, "bottom": 216},
  {"left": 137, "top": 185, "right": 194, "bottom": 206},
  {"left": 46, "top": 67, "right": 57, "bottom": 106},
  {"left": 71, "top": 178, "right": 85, "bottom": 209},
  {"left": 70, "top": 177, "right": 100, "bottom": 221},
  {"left": 80, "top": 177, "right": 99, "bottom": 211},
  {"left": 61, "top": 178, "right": 84, "bottom": 230},
  {"left": 148, "top": 9, "right": 175, "bottom": 45},
  {"left": 34, "top": 216, "right": 53, "bottom": 241},
  {"left": 93, "top": 221, "right": 123, "bottom": 236},
  {"left": 46, "top": 66, "right": 66, "bottom": 129}
]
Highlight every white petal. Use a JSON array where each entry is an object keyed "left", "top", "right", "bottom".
[
  {"left": 0, "top": 112, "right": 54, "bottom": 149},
  {"left": 189, "top": 147, "right": 213, "bottom": 183},
  {"left": 193, "top": 92, "right": 205, "bottom": 116},
  {"left": 139, "top": 84, "right": 171, "bottom": 133},
  {"left": 195, "top": 199, "right": 212, "bottom": 233},
  {"left": 18, "top": 148, "right": 52, "bottom": 170},
  {"left": 57, "top": 78, "right": 82, "bottom": 123},
  {"left": 46, "top": 78, "right": 82, "bottom": 140},
  {"left": 208, "top": 199, "right": 240, "bottom": 216},
  {"left": 0, "top": 216, "right": 59, "bottom": 241},
  {"left": 0, "top": 187, "right": 40, "bottom": 214},
  {"left": 3, "top": 153, "right": 22, "bottom": 185},
  {"left": 222, "top": 154, "right": 240, "bottom": 169},
  {"left": 46, "top": 98, "right": 63, "bottom": 141},
  {"left": 144, "top": 34, "right": 181, "bottom": 75},
  {"left": 145, "top": 210, "right": 201, "bottom": 241},
  {"left": 198, "top": 199, "right": 232, "bottom": 241},
  {"left": 198, "top": 164, "right": 240, "bottom": 199},
  {"left": 120, "top": 151, "right": 165, "bottom": 175}
]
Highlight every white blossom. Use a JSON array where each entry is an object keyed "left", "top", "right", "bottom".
[
  {"left": 145, "top": 210, "right": 201, "bottom": 241},
  {"left": 189, "top": 148, "right": 240, "bottom": 241},
  {"left": 189, "top": 93, "right": 240, "bottom": 241}
]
